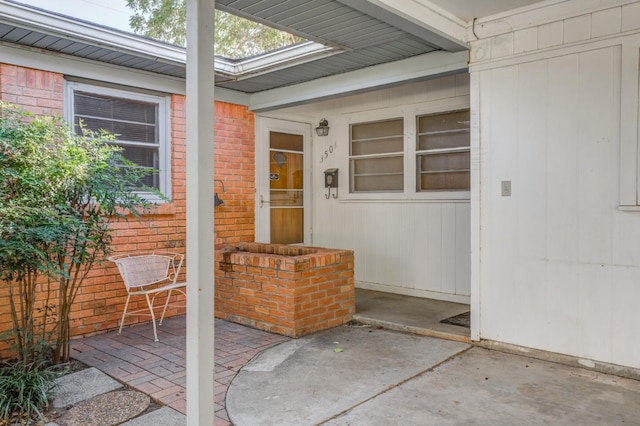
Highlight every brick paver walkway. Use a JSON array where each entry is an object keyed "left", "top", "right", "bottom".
[{"left": 70, "top": 316, "right": 290, "bottom": 425}]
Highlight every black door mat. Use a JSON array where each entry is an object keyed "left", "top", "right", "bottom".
[{"left": 440, "top": 311, "right": 470, "bottom": 328}]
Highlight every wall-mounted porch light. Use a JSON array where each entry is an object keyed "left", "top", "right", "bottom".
[
  {"left": 315, "top": 118, "right": 329, "bottom": 136},
  {"left": 215, "top": 179, "right": 225, "bottom": 207}
]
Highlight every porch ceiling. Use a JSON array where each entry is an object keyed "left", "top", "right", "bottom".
[{"left": 0, "top": 0, "right": 543, "bottom": 97}]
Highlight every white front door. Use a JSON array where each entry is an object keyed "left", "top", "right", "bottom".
[{"left": 256, "top": 117, "right": 312, "bottom": 244}]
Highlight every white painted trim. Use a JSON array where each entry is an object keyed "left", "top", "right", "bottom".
[
  {"left": 0, "top": 42, "right": 185, "bottom": 95},
  {"left": 471, "top": 0, "right": 638, "bottom": 39},
  {"left": 620, "top": 39, "right": 640, "bottom": 206},
  {"left": 0, "top": 0, "right": 185, "bottom": 63},
  {"left": 618, "top": 205, "right": 640, "bottom": 211},
  {"left": 0, "top": 42, "right": 251, "bottom": 105},
  {"left": 337, "top": 95, "right": 471, "bottom": 201},
  {"left": 215, "top": 87, "right": 251, "bottom": 106},
  {"left": 469, "top": 71, "right": 481, "bottom": 342},
  {"left": 469, "top": 32, "right": 629, "bottom": 71},
  {"left": 64, "top": 80, "right": 172, "bottom": 202},
  {"left": 356, "top": 281, "right": 471, "bottom": 304},
  {"left": 255, "top": 117, "right": 313, "bottom": 245},
  {"left": 233, "top": 42, "right": 342, "bottom": 79},
  {"left": 339, "top": 197, "right": 471, "bottom": 203},
  {"left": 341, "top": 0, "right": 468, "bottom": 51},
  {"left": 248, "top": 51, "right": 469, "bottom": 112}
]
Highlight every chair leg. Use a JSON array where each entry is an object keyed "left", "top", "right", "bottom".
[
  {"left": 159, "top": 289, "right": 173, "bottom": 326},
  {"left": 118, "top": 295, "right": 131, "bottom": 336},
  {"left": 145, "top": 293, "right": 159, "bottom": 342}
]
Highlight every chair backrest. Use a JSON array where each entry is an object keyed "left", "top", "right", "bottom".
[{"left": 110, "top": 253, "right": 183, "bottom": 290}]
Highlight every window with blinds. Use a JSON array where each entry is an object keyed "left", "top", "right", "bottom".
[
  {"left": 349, "top": 118, "right": 404, "bottom": 192},
  {"left": 416, "top": 110, "right": 470, "bottom": 191},
  {"left": 66, "top": 82, "right": 169, "bottom": 199}
]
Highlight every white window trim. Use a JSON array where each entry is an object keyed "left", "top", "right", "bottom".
[
  {"left": 619, "top": 34, "right": 640, "bottom": 208},
  {"left": 349, "top": 116, "right": 405, "bottom": 194},
  {"left": 342, "top": 98, "right": 471, "bottom": 202},
  {"left": 415, "top": 108, "right": 470, "bottom": 193},
  {"left": 64, "top": 80, "right": 172, "bottom": 203}
]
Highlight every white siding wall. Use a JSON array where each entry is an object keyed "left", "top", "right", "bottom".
[
  {"left": 471, "top": 0, "right": 640, "bottom": 368},
  {"left": 269, "top": 74, "right": 471, "bottom": 303}
]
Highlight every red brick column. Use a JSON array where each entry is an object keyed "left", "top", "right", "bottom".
[{"left": 215, "top": 244, "right": 355, "bottom": 337}]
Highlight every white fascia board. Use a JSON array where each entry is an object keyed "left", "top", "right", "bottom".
[
  {"left": 248, "top": 50, "right": 469, "bottom": 112},
  {"left": 340, "top": 0, "right": 468, "bottom": 51},
  {"left": 0, "top": 41, "right": 250, "bottom": 105},
  {"left": 0, "top": 0, "right": 186, "bottom": 65},
  {"left": 0, "top": 41, "right": 186, "bottom": 94},
  {"left": 215, "top": 86, "right": 250, "bottom": 105},
  {"left": 233, "top": 42, "right": 342, "bottom": 79},
  {"left": 214, "top": 57, "right": 237, "bottom": 76}
]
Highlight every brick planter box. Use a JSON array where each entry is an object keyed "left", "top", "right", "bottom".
[{"left": 214, "top": 242, "right": 355, "bottom": 337}]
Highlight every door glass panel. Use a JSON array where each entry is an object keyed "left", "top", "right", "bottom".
[{"left": 270, "top": 131, "right": 304, "bottom": 244}]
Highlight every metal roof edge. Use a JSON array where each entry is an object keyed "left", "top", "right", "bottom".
[
  {"left": 0, "top": 0, "right": 343, "bottom": 81},
  {"left": 0, "top": 0, "right": 186, "bottom": 64}
]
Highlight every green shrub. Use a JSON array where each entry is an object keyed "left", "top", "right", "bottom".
[
  {"left": 0, "top": 101, "right": 159, "bottom": 364},
  {"left": 0, "top": 358, "right": 63, "bottom": 424}
]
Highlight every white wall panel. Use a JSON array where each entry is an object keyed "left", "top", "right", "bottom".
[
  {"left": 577, "top": 263, "right": 613, "bottom": 362},
  {"left": 611, "top": 266, "right": 640, "bottom": 367},
  {"left": 546, "top": 54, "right": 580, "bottom": 263},
  {"left": 516, "top": 60, "right": 548, "bottom": 262},
  {"left": 441, "top": 204, "right": 457, "bottom": 295},
  {"left": 545, "top": 261, "right": 579, "bottom": 356},
  {"left": 277, "top": 74, "right": 472, "bottom": 303},
  {"left": 455, "top": 204, "right": 471, "bottom": 296},
  {"left": 473, "top": 14, "right": 640, "bottom": 367},
  {"left": 424, "top": 204, "right": 444, "bottom": 293},
  {"left": 400, "top": 204, "right": 417, "bottom": 287},
  {"left": 576, "top": 48, "right": 618, "bottom": 265}
]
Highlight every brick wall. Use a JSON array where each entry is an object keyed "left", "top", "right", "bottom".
[
  {"left": 0, "top": 64, "right": 64, "bottom": 115},
  {"left": 0, "top": 65, "right": 256, "bottom": 356},
  {"left": 215, "top": 243, "right": 355, "bottom": 337}
]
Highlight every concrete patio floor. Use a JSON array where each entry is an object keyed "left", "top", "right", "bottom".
[
  {"left": 228, "top": 325, "right": 640, "bottom": 425},
  {"left": 68, "top": 291, "right": 640, "bottom": 425},
  {"left": 354, "top": 288, "right": 470, "bottom": 342}
]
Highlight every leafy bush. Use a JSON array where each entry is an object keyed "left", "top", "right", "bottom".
[
  {"left": 0, "top": 359, "right": 63, "bottom": 424},
  {"left": 0, "top": 101, "right": 159, "bottom": 364}
]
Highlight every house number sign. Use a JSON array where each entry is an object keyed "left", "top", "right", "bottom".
[{"left": 319, "top": 143, "right": 336, "bottom": 164}]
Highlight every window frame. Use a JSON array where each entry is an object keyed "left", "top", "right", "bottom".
[
  {"left": 344, "top": 101, "right": 470, "bottom": 201},
  {"left": 415, "top": 108, "right": 471, "bottom": 192},
  {"left": 349, "top": 117, "right": 405, "bottom": 193},
  {"left": 65, "top": 80, "right": 172, "bottom": 202}
]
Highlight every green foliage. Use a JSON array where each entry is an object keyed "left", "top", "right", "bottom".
[
  {"left": 0, "top": 102, "right": 157, "bottom": 365},
  {"left": 126, "top": 0, "right": 304, "bottom": 58},
  {"left": 0, "top": 358, "right": 63, "bottom": 424}
]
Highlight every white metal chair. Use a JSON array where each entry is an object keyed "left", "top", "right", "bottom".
[{"left": 109, "top": 252, "right": 186, "bottom": 342}]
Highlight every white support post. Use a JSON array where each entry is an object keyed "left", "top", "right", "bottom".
[
  {"left": 186, "top": 0, "right": 215, "bottom": 424},
  {"left": 469, "top": 70, "right": 481, "bottom": 342}
]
